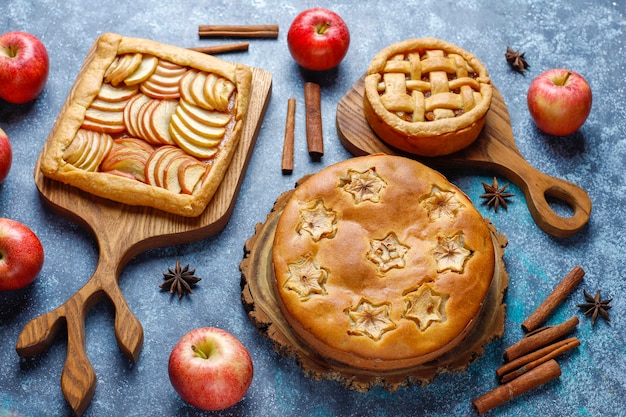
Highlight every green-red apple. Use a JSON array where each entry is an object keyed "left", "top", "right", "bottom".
[
  {"left": 168, "top": 327, "right": 253, "bottom": 411},
  {"left": 527, "top": 68, "right": 592, "bottom": 136}
]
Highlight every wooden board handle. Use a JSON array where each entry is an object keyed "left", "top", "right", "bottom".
[
  {"left": 491, "top": 145, "right": 592, "bottom": 238},
  {"left": 522, "top": 169, "right": 591, "bottom": 238},
  {"left": 16, "top": 255, "right": 143, "bottom": 416}
]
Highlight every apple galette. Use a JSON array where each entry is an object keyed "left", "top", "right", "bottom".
[
  {"left": 40, "top": 33, "right": 252, "bottom": 217},
  {"left": 363, "top": 38, "right": 492, "bottom": 157},
  {"left": 271, "top": 154, "right": 496, "bottom": 371}
]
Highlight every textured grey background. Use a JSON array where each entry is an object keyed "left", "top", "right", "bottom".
[{"left": 1, "top": 0, "right": 624, "bottom": 416}]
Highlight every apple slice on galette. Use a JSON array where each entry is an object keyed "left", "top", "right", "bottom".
[{"left": 40, "top": 32, "right": 252, "bottom": 217}]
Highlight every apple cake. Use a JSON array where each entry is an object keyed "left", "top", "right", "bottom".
[
  {"left": 39, "top": 32, "right": 252, "bottom": 217},
  {"left": 271, "top": 154, "right": 496, "bottom": 371},
  {"left": 363, "top": 38, "right": 492, "bottom": 157}
]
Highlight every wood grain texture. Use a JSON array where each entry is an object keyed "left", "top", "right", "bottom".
[
  {"left": 336, "top": 76, "right": 592, "bottom": 238},
  {"left": 16, "top": 67, "right": 272, "bottom": 416},
  {"left": 240, "top": 184, "right": 509, "bottom": 392}
]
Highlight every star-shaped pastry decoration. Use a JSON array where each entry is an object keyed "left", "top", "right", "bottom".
[
  {"left": 433, "top": 233, "right": 472, "bottom": 273},
  {"left": 577, "top": 289, "right": 612, "bottom": 325},
  {"left": 421, "top": 186, "right": 465, "bottom": 221},
  {"left": 284, "top": 255, "right": 329, "bottom": 301},
  {"left": 404, "top": 286, "right": 446, "bottom": 331},
  {"left": 296, "top": 199, "right": 337, "bottom": 242},
  {"left": 339, "top": 167, "right": 387, "bottom": 204},
  {"left": 480, "top": 177, "right": 515, "bottom": 212},
  {"left": 367, "top": 232, "right": 410, "bottom": 274},
  {"left": 347, "top": 300, "right": 396, "bottom": 341}
]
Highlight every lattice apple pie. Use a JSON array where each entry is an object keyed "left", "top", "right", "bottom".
[
  {"left": 271, "top": 154, "right": 496, "bottom": 371},
  {"left": 363, "top": 38, "right": 492, "bottom": 157},
  {"left": 40, "top": 33, "right": 252, "bottom": 216}
]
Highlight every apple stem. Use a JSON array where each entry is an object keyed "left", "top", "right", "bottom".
[
  {"left": 191, "top": 344, "right": 209, "bottom": 360},
  {"left": 556, "top": 72, "right": 572, "bottom": 86},
  {"left": 316, "top": 22, "right": 331, "bottom": 35}
]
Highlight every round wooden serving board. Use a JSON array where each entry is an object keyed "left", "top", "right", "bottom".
[
  {"left": 15, "top": 65, "right": 272, "bottom": 416},
  {"left": 240, "top": 182, "right": 509, "bottom": 392},
  {"left": 336, "top": 76, "right": 592, "bottom": 238}
]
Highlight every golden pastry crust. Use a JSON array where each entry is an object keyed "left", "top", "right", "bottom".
[
  {"left": 272, "top": 154, "right": 495, "bottom": 371},
  {"left": 363, "top": 38, "right": 492, "bottom": 157},
  {"left": 39, "top": 33, "right": 252, "bottom": 217}
]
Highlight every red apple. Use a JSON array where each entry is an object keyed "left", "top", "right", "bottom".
[
  {"left": 168, "top": 327, "right": 253, "bottom": 411},
  {"left": 527, "top": 68, "right": 592, "bottom": 136},
  {"left": 0, "top": 31, "right": 50, "bottom": 104},
  {"left": 0, "top": 128, "right": 12, "bottom": 183},
  {"left": 0, "top": 218, "right": 44, "bottom": 292},
  {"left": 287, "top": 8, "right": 350, "bottom": 71}
]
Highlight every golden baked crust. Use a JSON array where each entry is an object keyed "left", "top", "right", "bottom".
[
  {"left": 363, "top": 38, "right": 492, "bottom": 157},
  {"left": 272, "top": 154, "right": 495, "bottom": 371},
  {"left": 40, "top": 33, "right": 252, "bottom": 217}
]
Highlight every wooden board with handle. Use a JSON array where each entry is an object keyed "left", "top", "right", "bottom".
[
  {"left": 336, "top": 76, "right": 592, "bottom": 238},
  {"left": 15, "top": 66, "right": 272, "bottom": 416}
]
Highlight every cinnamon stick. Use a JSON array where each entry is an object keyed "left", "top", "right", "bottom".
[
  {"left": 497, "top": 337, "right": 580, "bottom": 383},
  {"left": 521, "top": 266, "right": 585, "bottom": 333},
  {"left": 504, "top": 316, "right": 578, "bottom": 362},
  {"left": 187, "top": 42, "right": 250, "bottom": 55},
  {"left": 472, "top": 359, "right": 561, "bottom": 415},
  {"left": 282, "top": 98, "right": 296, "bottom": 174},
  {"left": 304, "top": 82, "right": 323, "bottom": 160},
  {"left": 198, "top": 24, "right": 279, "bottom": 38}
]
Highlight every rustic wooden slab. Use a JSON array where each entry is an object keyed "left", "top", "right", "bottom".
[
  {"left": 240, "top": 182, "right": 509, "bottom": 392},
  {"left": 336, "top": 76, "right": 592, "bottom": 238},
  {"left": 15, "top": 66, "right": 272, "bottom": 416}
]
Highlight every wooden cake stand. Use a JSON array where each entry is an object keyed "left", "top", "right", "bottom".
[
  {"left": 336, "top": 77, "right": 592, "bottom": 239},
  {"left": 15, "top": 52, "right": 272, "bottom": 416},
  {"left": 240, "top": 182, "right": 509, "bottom": 392}
]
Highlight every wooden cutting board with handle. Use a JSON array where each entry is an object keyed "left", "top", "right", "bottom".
[
  {"left": 15, "top": 66, "right": 272, "bottom": 416},
  {"left": 336, "top": 76, "right": 591, "bottom": 238}
]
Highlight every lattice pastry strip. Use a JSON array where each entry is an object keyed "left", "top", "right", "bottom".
[
  {"left": 364, "top": 38, "right": 492, "bottom": 157},
  {"left": 377, "top": 49, "right": 485, "bottom": 122}
]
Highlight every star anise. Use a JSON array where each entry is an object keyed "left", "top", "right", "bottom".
[
  {"left": 160, "top": 261, "right": 201, "bottom": 298},
  {"left": 505, "top": 47, "right": 530, "bottom": 73},
  {"left": 480, "top": 177, "right": 515, "bottom": 212},
  {"left": 577, "top": 289, "right": 612, "bottom": 324}
]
